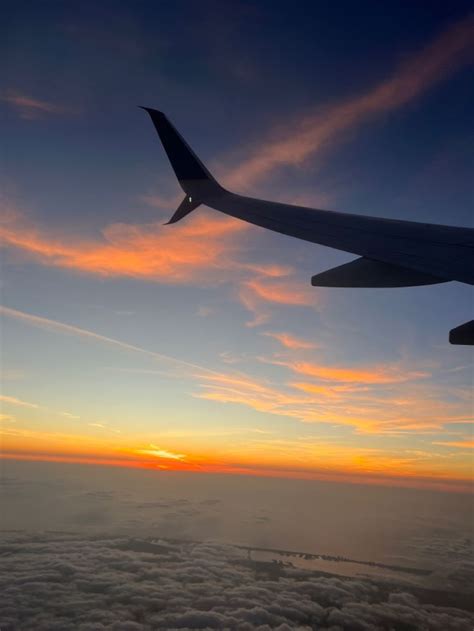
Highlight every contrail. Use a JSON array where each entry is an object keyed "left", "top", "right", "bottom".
[{"left": 0, "top": 305, "right": 224, "bottom": 378}]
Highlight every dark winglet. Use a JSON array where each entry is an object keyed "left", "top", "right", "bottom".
[
  {"left": 164, "top": 195, "right": 202, "bottom": 225},
  {"left": 140, "top": 107, "right": 216, "bottom": 185}
]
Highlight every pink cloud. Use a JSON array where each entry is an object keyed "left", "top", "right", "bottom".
[
  {"left": 220, "top": 15, "right": 474, "bottom": 191},
  {"left": 0, "top": 209, "right": 248, "bottom": 283},
  {"left": 1, "top": 90, "right": 68, "bottom": 119},
  {"left": 263, "top": 331, "right": 318, "bottom": 349}
]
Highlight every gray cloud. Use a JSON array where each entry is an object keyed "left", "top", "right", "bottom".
[{"left": 0, "top": 534, "right": 472, "bottom": 630}]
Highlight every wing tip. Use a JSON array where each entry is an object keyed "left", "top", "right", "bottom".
[{"left": 139, "top": 106, "right": 165, "bottom": 117}]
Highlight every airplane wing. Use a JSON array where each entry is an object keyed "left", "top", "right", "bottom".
[{"left": 141, "top": 107, "right": 474, "bottom": 344}]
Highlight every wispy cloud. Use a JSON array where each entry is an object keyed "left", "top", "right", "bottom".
[
  {"left": 263, "top": 331, "right": 318, "bottom": 349},
  {"left": 276, "top": 359, "right": 430, "bottom": 385},
  {"left": 0, "top": 208, "right": 302, "bottom": 330},
  {"left": 0, "top": 414, "right": 15, "bottom": 422},
  {"left": 0, "top": 90, "right": 68, "bottom": 119},
  {"left": 433, "top": 439, "right": 474, "bottom": 449},
  {"left": 3, "top": 304, "right": 466, "bottom": 438},
  {"left": 195, "top": 368, "right": 466, "bottom": 436},
  {"left": 0, "top": 394, "right": 39, "bottom": 409},
  {"left": 238, "top": 276, "right": 318, "bottom": 326},
  {"left": 136, "top": 444, "right": 186, "bottom": 460},
  {"left": 87, "top": 422, "right": 121, "bottom": 433},
  {"left": 242, "top": 277, "right": 315, "bottom": 306},
  {"left": 0, "top": 210, "right": 248, "bottom": 283},
  {"left": 0, "top": 304, "right": 220, "bottom": 378},
  {"left": 188, "top": 349, "right": 470, "bottom": 438},
  {"left": 1, "top": 206, "right": 307, "bottom": 329},
  {"left": 220, "top": 15, "right": 474, "bottom": 191}
]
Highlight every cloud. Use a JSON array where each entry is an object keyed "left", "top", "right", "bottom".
[
  {"left": 0, "top": 90, "right": 68, "bottom": 119},
  {"left": 136, "top": 444, "right": 186, "bottom": 461},
  {"left": 263, "top": 331, "right": 317, "bottom": 349},
  {"left": 291, "top": 382, "right": 369, "bottom": 398},
  {"left": 238, "top": 277, "right": 317, "bottom": 326},
  {"left": 0, "top": 534, "right": 471, "bottom": 630},
  {"left": 193, "top": 357, "right": 469, "bottom": 444},
  {"left": 242, "top": 278, "right": 315, "bottom": 307},
  {"left": 0, "top": 304, "right": 219, "bottom": 378},
  {"left": 61, "top": 411, "right": 81, "bottom": 419},
  {"left": 0, "top": 394, "right": 39, "bottom": 408},
  {"left": 279, "top": 359, "right": 430, "bottom": 384},
  {"left": 1, "top": 207, "right": 308, "bottom": 330},
  {"left": 220, "top": 15, "right": 474, "bottom": 191},
  {"left": 433, "top": 440, "right": 474, "bottom": 449},
  {"left": 237, "top": 283, "right": 271, "bottom": 327},
  {"left": 196, "top": 305, "right": 214, "bottom": 317},
  {"left": 0, "top": 209, "right": 248, "bottom": 284}
]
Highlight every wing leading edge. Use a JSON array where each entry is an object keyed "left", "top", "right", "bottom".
[{"left": 141, "top": 108, "right": 474, "bottom": 344}]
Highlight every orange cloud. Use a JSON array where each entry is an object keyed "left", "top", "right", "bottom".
[
  {"left": 240, "top": 262, "right": 293, "bottom": 278},
  {"left": 433, "top": 440, "right": 474, "bottom": 449},
  {"left": 291, "top": 382, "right": 365, "bottom": 398},
  {"left": 0, "top": 210, "right": 249, "bottom": 283},
  {"left": 0, "top": 394, "right": 39, "bottom": 409},
  {"left": 191, "top": 355, "right": 466, "bottom": 437},
  {"left": 1, "top": 90, "right": 67, "bottom": 119},
  {"left": 195, "top": 374, "right": 466, "bottom": 436},
  {"left": 221, "top": 15, "right": 474, "bottom": 191},
  {"left": 263, "top": 331, "right": 317, "bottom": 349},
  {"left": 285, "top": 360, "right": 430, "bottom": 384},
  {"left": 135, "top": 444, "right": 186, "bottom": 460},
  {"left": 238, "top": 277, "right": 317, "bottom": 326},
  {"left": 1, "top": 208, "right": 316, "bottom": 316},
  {"left": 243, "top": 277, "right": 315, "bottom": 306},
  {"left": 1, "top": 306, "right": 467, "bottom": 440}
]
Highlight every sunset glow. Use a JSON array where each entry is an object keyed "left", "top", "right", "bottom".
[{"left": 1, "top": 8, "right": 472, "bottom": 497}]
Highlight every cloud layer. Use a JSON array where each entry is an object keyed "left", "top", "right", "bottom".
[{"left": 0, "top": 534, "right": 472, "bottom": 630}]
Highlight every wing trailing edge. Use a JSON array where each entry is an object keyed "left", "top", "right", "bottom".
[
  {"left": 449, "top": 320, "right": 474, "bottom": 345},
  {"left": 311, "top": 257, "right": 446, "bottom": 288}
]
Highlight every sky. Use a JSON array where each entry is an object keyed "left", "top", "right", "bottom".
[{"left": 1, "top": 0, "right": 473, "bottom": 493}]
